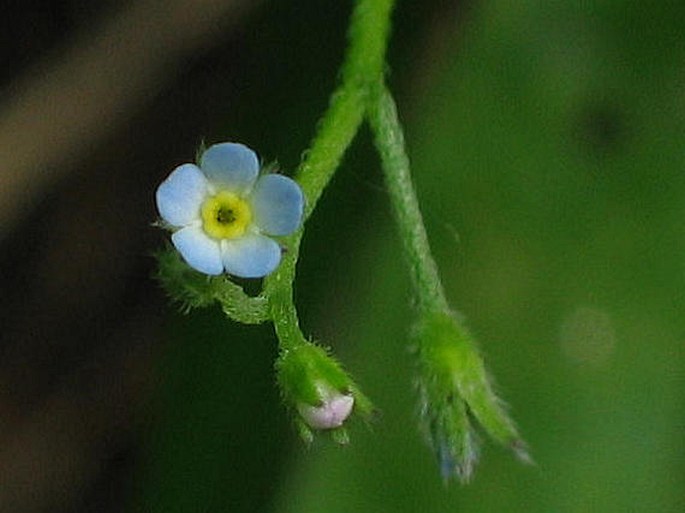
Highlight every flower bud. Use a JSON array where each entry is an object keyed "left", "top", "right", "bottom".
[
  {"left": 276, "top": 341, "right": 373, "bottom": 442},
  {"left": 414, "top": 309, "right": 529, "bottom": 481},
  {"left": 297, "top": 383, "right": 354, "bottom": 430}
]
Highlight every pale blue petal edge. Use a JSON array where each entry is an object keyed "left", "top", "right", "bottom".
[
  {"left": 221, "top": 234, "right": 281, "bottom": 278},
  {"left": 200, "top": 142, "right": 259, "bottom": 192},
  {"left": 172, "top": 226, "right": 223, "bottom": 275},
  {"left": 156, "top": 164, "right": 208, "bottom": 226},
  {"left": 250, "top": 174, "right": 304, "bottom": 236}
]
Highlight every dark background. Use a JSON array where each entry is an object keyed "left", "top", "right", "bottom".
[{"left": 0, "top": 1, "right": 684, "bottom": 512}]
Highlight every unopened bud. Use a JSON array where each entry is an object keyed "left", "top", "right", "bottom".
[{"left": 297, "top": 384, "right": 354, "bottom": 430}]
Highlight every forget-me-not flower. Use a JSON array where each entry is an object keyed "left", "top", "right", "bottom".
[{"left": 156, "top": 142, "right": 304, "bottom": 278}]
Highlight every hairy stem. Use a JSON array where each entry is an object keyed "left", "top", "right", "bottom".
[
  {"left": 265, "top": 0, "right": 395, "bottom": 350},
  {"left": 368, "top": 84, "right": 528, "bottom": 478},
  {"left": 367, "top": 84, "right": 449, "bottom": 313}
]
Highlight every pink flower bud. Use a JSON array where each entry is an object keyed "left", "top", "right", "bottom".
[{"left": 297, "top": 384, "right": 354, "bottom": 430}]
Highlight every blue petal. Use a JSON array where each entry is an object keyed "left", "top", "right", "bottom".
[
  {"left": 220, "top": 234, "right": 281, "bottom": 278},
  {"left": 156, "top": 164, "right": 208, "bottom": 226},
  {"left": 200, "top": 142, "right": 259, "bottom": 192},
  {"left": 172, "top": 226, "right": 223, "bottom": 275},
  {"left": 250, "top": 174, "right": 304, "bottom": 236}
]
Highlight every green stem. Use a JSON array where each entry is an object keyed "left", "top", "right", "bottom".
[
  {"left": 368, "top": 83, "right": 528, "bottom": 473},
  {"left": 265, "top": 0, "right": 395, "bottom": 350},
  {"left": 367, "top": 84, "right": 449, "bottom": 313}
]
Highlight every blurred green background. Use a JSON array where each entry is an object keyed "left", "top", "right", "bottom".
[{"left": 1, "top": 1, "right": 684, "bottom": 512}]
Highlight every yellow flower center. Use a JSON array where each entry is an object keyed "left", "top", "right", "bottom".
[{"left": 201, "top": 191, "right": 252, "bottom": 239}]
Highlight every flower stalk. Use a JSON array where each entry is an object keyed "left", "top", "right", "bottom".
[
  {"left": 263, "top": 0, "right": 396, "bottom": 433},
  {"left": 368, "top": 83, "right": 529, "bottom": 480}
]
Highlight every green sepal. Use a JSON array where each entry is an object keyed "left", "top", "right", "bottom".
[
  {"left": 418, "top": 370, "right": 479, "bottom": 482},
  {"left": 330, "top": 427, "right": 350, "bottom": 445},
  {"left": 414, "top": 309, "right": 530, "bottom": 481},
  {"left": 194, "top": 140, "right": 208, "bottom": 165},
  {"left": 155, "top": 248, "right": 270, "bottom": 324},
  {"left": 261, "top": 160, "right": 280, "bottom": 175},
  {"left": 275, "top": 341, "right": 374, "bottom": 443},
  {"left": 294, "top": 416, "right": 315, "bottom": 445}
]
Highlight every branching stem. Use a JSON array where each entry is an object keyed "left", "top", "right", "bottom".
[{"left": 264, "top": 0, "right": 395, "bottom": 350}]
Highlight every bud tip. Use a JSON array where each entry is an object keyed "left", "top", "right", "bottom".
[{"left": 297, "top": 385, "right": 354, "bottom": 430}]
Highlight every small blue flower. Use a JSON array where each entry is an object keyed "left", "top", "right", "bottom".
[{"left": 156, "top": 142, "right": 304, "bottom": 278}]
